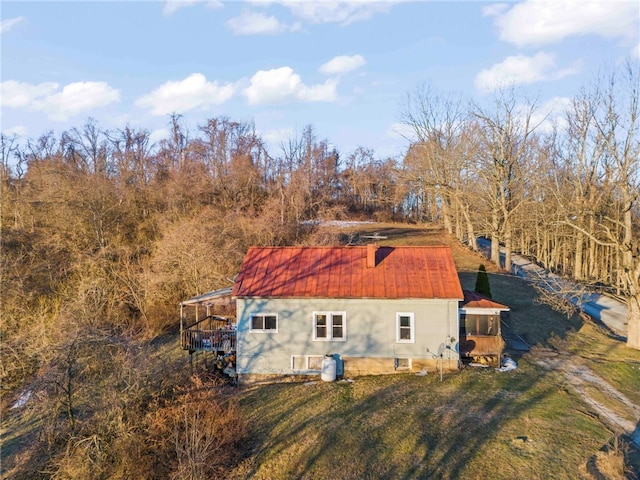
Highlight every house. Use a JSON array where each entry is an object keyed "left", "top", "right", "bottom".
[
  {"left": 459, "top": 290, "right": 509, "bottom": 364},
  {"left": 231, "top": 245, "right": 465, "bottom": 384}
]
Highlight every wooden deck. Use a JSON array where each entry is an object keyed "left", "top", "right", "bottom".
[
  {"left": 181, "top": 328, "right": 236, "bottom": 353},
  {"left": 180, "top": 314, "right": 236, "bottom": 353}
]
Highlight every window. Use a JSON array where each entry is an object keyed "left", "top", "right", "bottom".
[
  {"left": 462, "top": 314, "right": 499, "bottom": 336},
  {"left": 313, "top": 312, "right": 346, "bottom": 341},
  {"left": 394, "top": 358, "right": 411, "bottom": 370},
  {"left": 250, "top": 314, "right": 278, "bottom": 332},
  {"left": 396, "top": 313, "right": 415, "bottom": 343},
  {"left": 291, "top": 355, "right": 324, "bottom": 372}
]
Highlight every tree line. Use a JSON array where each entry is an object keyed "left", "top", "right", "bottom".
[
  {"left": 0, "top": 60, "right": 638, "bottom": 478},
  {"left": 399, "top": 61, "right": 639, "bottom": 350},
  {"left": 1, "top": 62, "right": 639, "bottom": 356}
]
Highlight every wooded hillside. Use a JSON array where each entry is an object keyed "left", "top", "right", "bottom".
[
  {"left": 3, "top": 61, "right": 638, "bottom": 354},
  {"left": 1, "top": 60, "right": 639, "bottom": 478}
]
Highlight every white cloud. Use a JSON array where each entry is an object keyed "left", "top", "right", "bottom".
[
  {"left": 486, "top": 0, "right": 639, "bottom": 47},
  {"left": 39, "top": 82, "right": 120, "bottom": 121},
  {"left": 135, "top": 73, "right": 235, "bottom": 116},
  {"left": 163, "top": 0, "right": 222, "bottom": 16},
  {"left": 163, "top": 0, "right": 200, "bottom": 16},
  {"left": 260, "top": 127, "right": 295, "bottom": 146},
  {"left": 481, "top": 3, "right": 508, "bottom": 17},
  {"left": 2, "top": 125, "right": 28, "bottom": 137},
  {"left": 149, "top": 128, "right": 171, "bottom": 145},
  {"left": 1, "top": 80, "right": 120, "bottom": 121},
  {"left": 283, "top": 0, "right": 398, "bottom": 26},
  {"left": 475, "top": 52, "right": 580, "bottom": 93},
  {"left": 387, "top": 122, "right": 415, "bottom": 142},
  {"left": 1, "top": 80, "right": 59, "bottom": 108},
  {"left": 206, "top": 1, "right": 224, "bottom": 11},
  {"left": 243, "top": 66, "right": 338, "bottom": 105},
  {"left": 633, "top": 42, "right": 640, "bottom": 59},
  {"left": 227, "top": 11, "right": 290, "bottom": 35},
  {"left": 1, "top": 16, "right": 25, "bottom": 34},
  {"left": 319, "top": 55, "right": 366, "bottom": 75}
]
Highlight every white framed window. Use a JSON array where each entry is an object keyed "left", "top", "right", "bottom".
[
  {"left": 394, "top": 358, "right": 412, "bottom": 370},
  {"left": 291, "top": 355, "right": 324, "bottom": 372},
  {"left": 313, "top": 312, "right": 346, "bottom": 341},
  {"left": 250, "top": 313, "right": 278, "bottom": 332},
  {"left": 396, "top": 313, "right": 415, "bottom": 343}
]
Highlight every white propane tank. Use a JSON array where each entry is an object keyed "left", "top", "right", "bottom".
[{"left": 321, "top": 355, "right": 337, "bottom": 382}]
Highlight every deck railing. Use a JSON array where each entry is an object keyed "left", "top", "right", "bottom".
[{"left": 181, "top": 329, "right": 236, "bottom": 352}]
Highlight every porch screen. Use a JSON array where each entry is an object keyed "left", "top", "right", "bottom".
[{"left": 462, "top": 314, "right": 500, "bottom": 336}]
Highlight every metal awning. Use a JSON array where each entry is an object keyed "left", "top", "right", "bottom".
[{"left": 180, "top": 287, "right": 233, "bottom": 307}]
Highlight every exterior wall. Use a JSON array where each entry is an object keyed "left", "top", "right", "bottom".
[{"left": 235, "top": 297, "right": 460, "bottom": 379}]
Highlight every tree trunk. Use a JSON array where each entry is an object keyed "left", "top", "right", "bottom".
[
  {"left": 441, "top": 197, "right": 453, "bottom": 235},
  {"left": 627, "top": 293, "right": 640, "bottom": 350},
  {"left": 491, "top": 209, "right": 500, "bottom": 267},
  {"left": 503, "top": 220, "right": 512, "bottom": 273},
  {"left": 466, "top": 218, "right": 476, "bottom": 251},
  {"left": 574, "top": 231, "right": 584, "bottom": 280},
  {"left": 491, "top": 232, "right": 500, "bottom": 268}
]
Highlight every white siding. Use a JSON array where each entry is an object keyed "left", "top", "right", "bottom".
[{"left": 236, "top": 297, "right": 460, "bottom": 375}]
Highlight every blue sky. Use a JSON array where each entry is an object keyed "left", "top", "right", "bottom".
[{"left": 1, "top": 1, "right": 639, "bottom": 160}]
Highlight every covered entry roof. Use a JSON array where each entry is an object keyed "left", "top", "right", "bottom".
[
  {"left": 232, "top": 246, "right": 464, "bottom": 300},
  {"left": 180, "top": 286, "right": 233, "bottom": 307},
  {"left": 460, "top": 290, "right": 510, "bottom": 311}
]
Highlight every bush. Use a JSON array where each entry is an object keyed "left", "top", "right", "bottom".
[{"left": 475, "top": 264, "right": 492, "bottom": 298}]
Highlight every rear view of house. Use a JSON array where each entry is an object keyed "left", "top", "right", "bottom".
[{"left": 232, "top": 245, "right": 464, "bottom": 384}]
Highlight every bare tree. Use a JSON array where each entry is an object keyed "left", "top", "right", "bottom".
[
  {"left": 551, "top": 61, "right": 640, "bottom": 349},
  {"left": 598, "top": 61, "right": 640, "bottom": 349},
  {"left": 472, "top": 89, "right": 544, "bottom": 271},
  {"left": 61, "top": 118, "right": 111, "bottom": 175},
  {"left": 400, "top": 83, "right": 478, "bottom": 248}
]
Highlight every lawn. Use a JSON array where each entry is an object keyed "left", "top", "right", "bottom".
[
  {"left": 228, "top": 223, "right": 640, "bottom": 479},
  {"left": 232, "top": 362, "right": 612, "bottom": 479}
]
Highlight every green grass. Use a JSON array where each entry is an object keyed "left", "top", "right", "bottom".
[
  {"left": 233, "top": 364, "right": 610, "bottom": 479},
  {"left": 227, "top": 223, "right": 640, "bottom": 479}
]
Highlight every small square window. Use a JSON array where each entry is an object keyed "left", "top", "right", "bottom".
[
  {"left": 292, "top": 355, "right": 306, "bottom": 371},
  {"left": 250, "top": 314, "right": 278, "bottom": 332},
  {"left": 316, "top": 314, "right": 328, "bottom": 339},
  {"left": 265, "top": 315, "right": 277, "bottom": 330},
  {"left": 307, "top": 356, "right": 323, "bottom": 370},
  {"left": 395, "top": 358, "right": 411, "bottom": 370},
  {"left": 291, "top": 355, "right": 324, "bottom": 372},
  {"left": 332, "top": 314, "right": 344, "bottom": 339}
]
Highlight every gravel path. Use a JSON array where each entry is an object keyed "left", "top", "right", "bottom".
[{"left": 530, "top": 347, "right": 640, "bottom": 447}]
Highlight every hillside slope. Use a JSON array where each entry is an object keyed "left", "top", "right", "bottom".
[{"left": 3, "top": 223, "right": 639, "bottom": 479}]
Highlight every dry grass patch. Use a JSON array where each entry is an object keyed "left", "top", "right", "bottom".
[{"left": 233, "top": 359, "right": 613, "bottom": 479}]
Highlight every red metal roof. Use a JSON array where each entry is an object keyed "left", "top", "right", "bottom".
[
  {"left": 461, "top": 290, "right": 510, "bottom": 310},
  {"left": 232, "top": 246, "right": 464, "bottom": 300}
]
